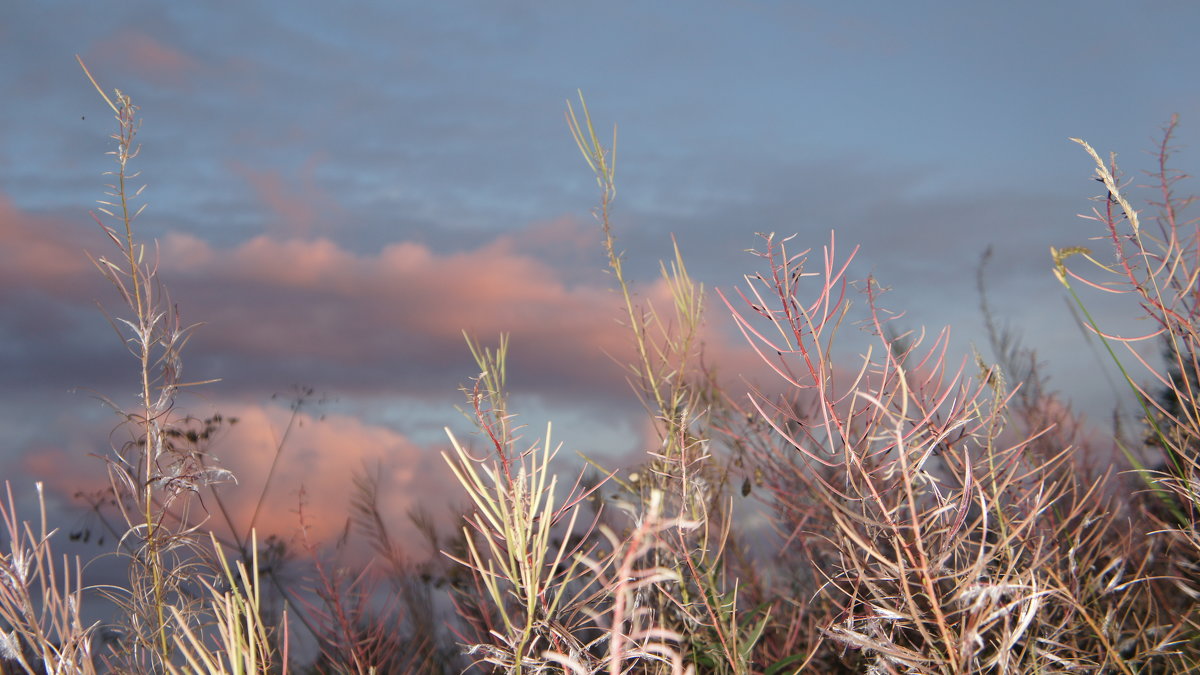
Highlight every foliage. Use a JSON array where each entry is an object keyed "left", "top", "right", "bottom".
[{"left": 2, "top": 72, "right": 1200, "bottom": 674}]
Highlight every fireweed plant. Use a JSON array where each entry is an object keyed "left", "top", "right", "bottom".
[
  {"left": 2, "top": 68, "right": 1200, "bottom": 673},
  {"left": 0, "top": 60, "right": 286, "bottom": 674}
]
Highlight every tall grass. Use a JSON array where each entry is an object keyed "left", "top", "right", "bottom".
[
  {"left": 0, "top": 60, "right": 281, "bottom": 674},
  {"left": 76, "top": 55, "right": 237, "bottom": 672},
  {"left": 442, "top": 97, "right": 1200, "bottom": 672},
  {"left": 2, "top": 69, "right": 1200, "bottom": 673}
]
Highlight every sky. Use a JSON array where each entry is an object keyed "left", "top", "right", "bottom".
[{"left": 2, "top": 1, "right": 1200, "bottom": 554}]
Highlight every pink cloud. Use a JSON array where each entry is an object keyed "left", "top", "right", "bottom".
[
  {"left": 0, "top": 195, "right": 92, "bottom": 297},
  {"left": 0, "top": 179, "right": 772, "bottom": 406},
  {"left": 153, "top": 213, "right": 796, "bottom": 407},
  {"left": 20, "top": 401, "right": 461, "bottom": 556},
  {"left": 88, "top": 31, "right": 200, "bottom": 88},
  {"left": 501, "top": 215, "right": 601, "bottom": 265},
  {"left": 232, "top": 156, "right": 343, "bottom": 239},
  {"left": 200, "top": 402, "right": 457, "bottom": 551},
  {"left": 0, "top": 178, "right": 782, "bottom": 445},
  {"left": 20, "top": 445, "right": 93, "bottom": 496},
  {"left": 159, "top": 226, "right": 641, "bottom": 394}
]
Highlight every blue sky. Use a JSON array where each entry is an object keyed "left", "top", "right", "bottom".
[{"left": 2, "top": 1, "right": 1199, "bottom": 542}]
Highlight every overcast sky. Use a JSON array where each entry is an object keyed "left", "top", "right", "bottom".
[{"left": 3, "top": 1, "right": 1199, "bottom": 547}]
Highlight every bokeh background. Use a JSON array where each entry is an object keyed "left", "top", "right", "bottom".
[{"left": 3, "top": 1, "right": 1199, "bottom": 550}]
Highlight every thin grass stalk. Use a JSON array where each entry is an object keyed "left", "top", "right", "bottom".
[
  {"left": 79, "top": 56, "right": 173, "bottom": 662},
  {"left": 568, "top": 92, "right": 760, "bottom": 673},
  {"left": 166, "top": 533, "right": 283, "bottom": 675},
  {"left": 0, "top": 482, "right": 100, "bottom": 674},
  {"left": 76, "top": 57, "right": 236, "bottom": 671},
  {"left": 442, "top": 333, "right": 607, "bottom": 673}
]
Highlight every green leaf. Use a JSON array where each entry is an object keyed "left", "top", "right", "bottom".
[{"left": 764, "top": 652, "right": 809, "bottom": 675}]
